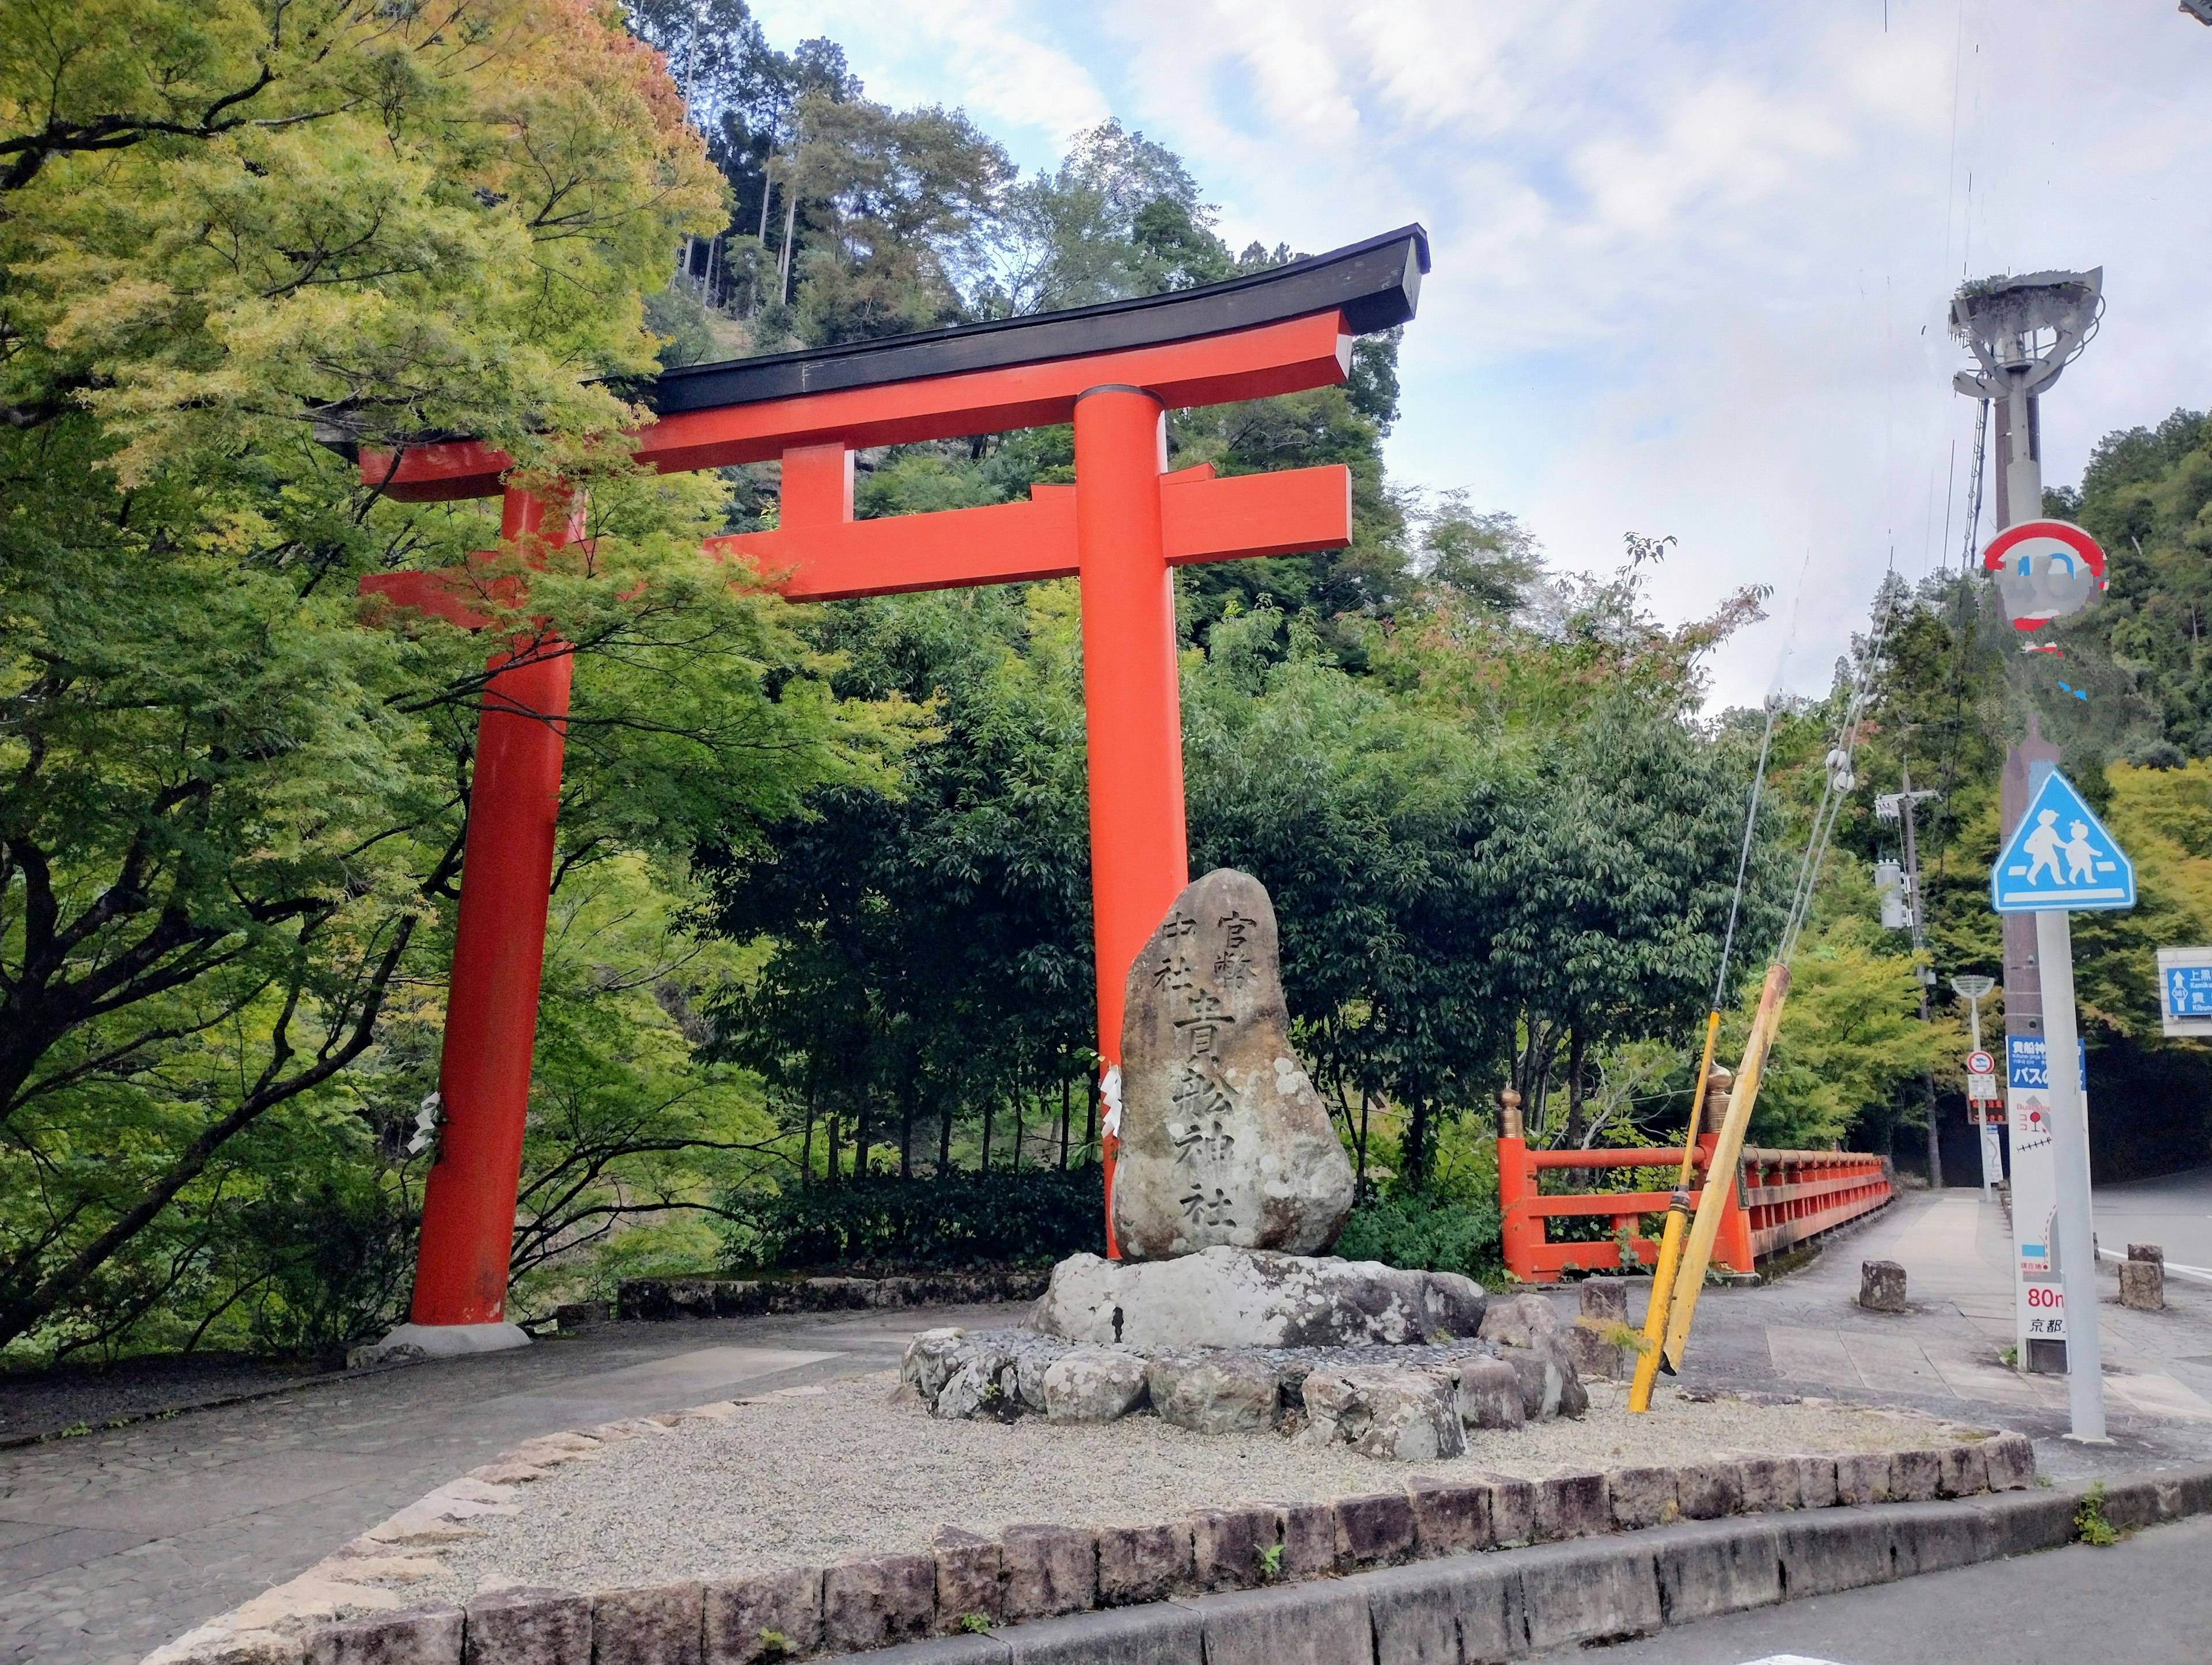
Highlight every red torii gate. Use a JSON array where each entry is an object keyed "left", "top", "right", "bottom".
[{"left": 359, "top": 226, "right": 1428, "bottom": 1348}]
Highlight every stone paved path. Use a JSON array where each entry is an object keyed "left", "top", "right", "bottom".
[{"left": 0, "top": 1304, "right": 1016, "bottom": 1665}]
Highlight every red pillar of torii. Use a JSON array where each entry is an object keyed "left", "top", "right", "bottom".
[{"left": 357, "top": 227, "right": 1427, "bottom": 1347}]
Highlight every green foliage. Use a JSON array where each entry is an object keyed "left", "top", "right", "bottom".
[
  {"left": 2074, "top": 1480, "right": 2122, "bottom": 1546},
  {"left": 1333, "top": 1189, "right": 1505, "bottom": 1286},
  {"left": 717, "top": 1169, "right": 1104, "bottom": 1272},
  {"left": 0, "top": 1, "right": 902, "bottom": 1363}
]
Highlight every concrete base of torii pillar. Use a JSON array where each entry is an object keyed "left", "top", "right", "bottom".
[{"left": 349, "top": 1319, "right": 532, "bottom": 1370}]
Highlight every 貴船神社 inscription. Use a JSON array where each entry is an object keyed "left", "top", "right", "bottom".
[{"left": 1111, "top": 869, "right": 1356, "bottom": 1259}]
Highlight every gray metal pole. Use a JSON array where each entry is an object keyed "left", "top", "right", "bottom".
[
  {"left": 1899, "top": 762, "right": 1941, "bottom": 1190},
  {"left": 2032, "top": 907, "right": 2107, "bottom": 1440}
]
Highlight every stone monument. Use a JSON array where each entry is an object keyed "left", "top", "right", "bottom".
[
  {"left": 1109, "top": 868, "right": 1355, "bottom": 1258},
  {"left": 904, "top": 871, "right": 1587, "bottom": 1457}
]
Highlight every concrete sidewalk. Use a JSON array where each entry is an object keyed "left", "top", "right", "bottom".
[
  {"left": 0, "top": 1304, "right": 1020, "bottom": 1665},
  {"left": 1632, "top": 1184, "right": 2212, "bottom": 1481}
]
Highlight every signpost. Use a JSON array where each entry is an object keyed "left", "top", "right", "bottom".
[
  {"left": 1990, "top": 768, "right": 2133, "bottom": 1440},
  {"left": 2003, "top": 1032, "right": 2087, "bottom": 1372},
  {"left": 2156, "top": 947, "right": 2212, "bottom": 1039},
  {"left": 1953, "top": 974, "right": 2001, "bottom": 1196}
]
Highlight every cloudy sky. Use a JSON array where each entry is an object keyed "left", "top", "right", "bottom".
[{"left": 745, "top": 1, "right": 2212, "bottom": 710}]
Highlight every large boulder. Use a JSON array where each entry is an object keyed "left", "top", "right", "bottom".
[
  {"left": 1041, "top": 1349, "right": 1150, "bottom": 1424},
  {"left": 1111, "top": 870, "right": 1355, "bottom": 1259},
  {"left": 1300, "top": 1366, "right": 1465, "bottom": 1462},
  {"left": 1030, "top": 1246, "right": 1486, "bottom": 1350}
]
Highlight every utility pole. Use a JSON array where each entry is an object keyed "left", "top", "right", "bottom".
[
  {"left": 1949, "top": 271, "right": 2102, "bottom": 1121},
  {"left": 1877, "top": 771, "right": 1943, "bottom": 1185}
]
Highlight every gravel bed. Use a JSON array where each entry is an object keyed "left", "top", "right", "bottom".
[{"left": 427, "top": 1370, "right": 1984, "bottom": 1598}]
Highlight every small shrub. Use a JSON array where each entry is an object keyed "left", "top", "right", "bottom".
[
  {"left": 1333, "top": 1187, "right": 1504, "bottom": 1284},
  {"left": 1257, "top": 1542, "right": 1284, "bottom": 1581},
  {"left": 717, "top": 1167, "right": 1104, "bottom": 1272},
  {"left": 958, "top": 1614, "right": 992, "bottom": 1635},
  {"left": 2075, "top": 1481, "right": 2121, "bottom": 1546}
]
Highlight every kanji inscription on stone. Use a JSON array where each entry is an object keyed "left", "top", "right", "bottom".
[{"left": 1111, "top": 868, "right": 1356, "bottom": 1260}]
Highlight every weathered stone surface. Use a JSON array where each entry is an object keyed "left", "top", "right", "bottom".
[
  {"left": 930, "top": 1528, "right": 1002, "bottom": 1630},
  {"left": 1403, "top": 1475, "right": 1493, "bottom": 1555},
  {"left": 1271, "top": 1500, "right": 1338, "bottom": 1578},
  {"left": 1533, "top": 1471, "right": 1608, "bottom": 1541},
  {"left": 1859, "top": 1260, "right": 1908, "bottom": 1312},
  {"left": 1332, "top": 1491, "right": 1418, "bottom": 1567},
  {"left": 1476, "top": 1293, "right": 1560, "bottom": 1348},
  {"left": 1001, "top": 1524, "right": 1096, "bottom": 1620},
  {"left": 1300, "top": 1366, "right": 1464, "bottom": 1462},
  {"left": 1012, "top": 1352, "right": 1051, "bottom": 1413},
  {"left": 1890, "top": 1448, "right": 1942, "bottom": 1503},
  {"left": 1146, "top": 1352, "right": 1284, "bottom": 1433},
  {"left": 900, "top": 1329, "right": 970, "bottom": 1402},
  {"left": 1608, "top": 1466, "right": 1680, "bottom": 1531},
  {"left": 1469, "top": 1473, "right": 1535, "bottom": 1546},
  {"left": 309, "top": 1605, "right": 462, "bottom": 1665},
  {"left": 1578, "top": 1280, "right": 1630, "bottom": 1325},
  {"left": 1041, "top": 1349, "right": 1150, "bottom": 1423},
  {"left": 1565, "top": 1322, "right": 1632, "bottom": 1382},
  {"left": 2119, "top": 1260, "right": 2165, "bottom": 1311},
  {"left": 1794, "top": 1455, "right": 1840, "bottom": 1510},
  {"left": 1737, "top": 1456, "right": 1802, "bottom": 1515},
  {"left": 1096, "top": 1522, "right": 1191, "bottom": 1606},
  {"left": 1982, "top": 1432, "right": 2036, "bottom": 1491},
  {"left": 1112, "top": 870, "right": 1357, "bottom": 1259},
  {"left": 464, "top": 1587, "right": 589, "bottom": 1665},
  {"left": 1188, "top": 1507, "right": 1275, "bottom": 1591},
  {"left": 1031, "top": 1246, "right": 1482, "bottom": 1349},
  {"left": 1452, "top": 1357, "right": 1524, "bottom": 1430},
  {"left": 702, "top": 1567, "right": 821, "bottom": 1665},
  {"left": 1676, "top": 1461, "right": 1743, "bottom": 1520},
  {"left": 1500, "top": 1340, "right": 1587, "bottom": 1420},
  {"left": 592, "top": 1585, "right": 702, "bottom": 1665},
  {"left": 1834, "top": 1451, "right": 1895, "bottom": 1506},
  {"left": 823, "top": 1555, "right": 935, "bottom": 1652},
  {"left": 933, "top": 1345, "right": 1017, "bottom": 1422}
]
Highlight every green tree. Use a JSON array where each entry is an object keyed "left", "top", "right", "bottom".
[{"left": 1, "top": 0, "right": 900, "bottom": 1357}]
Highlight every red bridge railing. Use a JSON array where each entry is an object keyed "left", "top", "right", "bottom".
[{"left": 1497, "top": 1136, "right": 1892, "bottom": 1284}]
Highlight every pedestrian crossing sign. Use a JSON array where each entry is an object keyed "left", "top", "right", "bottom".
[{"left": 1990, "top": 769, "right": 2134, "bottom": 913}]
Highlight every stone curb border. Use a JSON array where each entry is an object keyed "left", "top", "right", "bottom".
[
  {"left": 616, "top": 1270, "right": 1052, "bottom": 1322},
  {"left": 142, "top": 1408, "right": 2061, "bottom": 1665}
]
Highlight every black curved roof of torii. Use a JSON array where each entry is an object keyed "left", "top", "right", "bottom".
[{"left": 645, "top": 223, "right": 1429, "bottom": 417}]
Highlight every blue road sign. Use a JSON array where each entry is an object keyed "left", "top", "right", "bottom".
[
  {"left": 2164, "top": 963, "right": 2212, "bottom": 1019},
  {"left": 2006, "top": 1034, "right": 2085, "bottom": 1093},
  {"left": 1990, "top": 769, "right": 2135, "bottom": 913}
]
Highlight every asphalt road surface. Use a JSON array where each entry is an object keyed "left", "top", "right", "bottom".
[{"left": 1558, "top": 1513, "right": 2212, "bottom": 1664}]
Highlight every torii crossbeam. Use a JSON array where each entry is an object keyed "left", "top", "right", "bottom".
[{"left": 359, "top": 226, "right": 1429, "bottom": 1348}]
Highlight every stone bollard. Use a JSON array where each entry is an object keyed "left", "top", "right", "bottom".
[
  {"left": 1567, "top": 1279, "right": 1633, "bottom": 1380},
  {"left": 2120, "top": 1243, "right": 2166, "bottom": 1312},
  {"left": 1859, "top": 1260, "right": 1908, "bottom": 1313},
  {"left": 1579, "top": 1280, "right": 1629, "bottom": 1328}
]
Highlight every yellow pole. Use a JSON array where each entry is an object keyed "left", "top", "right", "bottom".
[
  {"left": 1627, "top": 1010, "right": 1718, "bottom": 1413},
  {"left": 1662, "top": 961, "right": 1791, "bottom": 1371}
]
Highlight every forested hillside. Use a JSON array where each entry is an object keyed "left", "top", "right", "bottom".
[{"left": 3, "top": 1, "right": 2203, "bottom": 1367}]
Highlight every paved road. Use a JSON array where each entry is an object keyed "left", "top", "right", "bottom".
[
  {"left": 2096, "top": 1164, "right": 2212, "bottom": 1280},
  {"left": 9, "top": 1176, "right": 2211, "bottom": 1665},
  {"left": 0, "top": 1304, "right": 1018, "bottom": 1665},
  {"left": 1555, "top": 1512, "right": 2212, "bottom": 1663},
  {"left": 1634, "top": 1182, "right": 2212, "bottom": 1482}
]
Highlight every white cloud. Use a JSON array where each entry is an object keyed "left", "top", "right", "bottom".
[{"left": 745, "top": 0, "right": 2212, "bottom": 708}]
